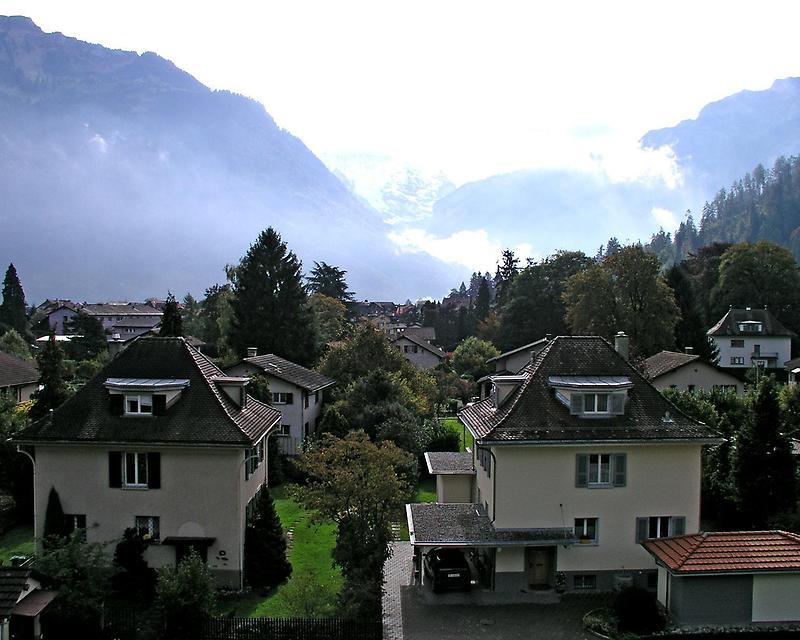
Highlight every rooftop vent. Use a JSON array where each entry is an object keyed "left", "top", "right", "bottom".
[{"left": 247, "top": 347, "right": 257, "bottom": 358}]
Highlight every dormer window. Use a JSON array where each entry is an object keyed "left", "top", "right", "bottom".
[
  {"left": 738, "top": 321, "right": 763, "bottom": 333},
  {"left": 126, "top": 394, "right": 153, "bottom": 415},
  {"left": 583, "top": 393, "right": 609, "bottom": 414},
  {"left": 549, "top": 376, "right": 631, "bottom": 418}
]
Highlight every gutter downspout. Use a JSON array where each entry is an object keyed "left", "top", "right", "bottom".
[
  {"left": 488, "top": 448, "right": 497, "bottom": 523},
  {"left": 15, "top": 444, "right": 36, "bottom": 548}
]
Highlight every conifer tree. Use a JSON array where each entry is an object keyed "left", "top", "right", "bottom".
[
  {"left": 244, "top": 487, "right": 292, "bottom": 589},
  {"left": 229, "top": 228, "right": 318, "bottom": 366},
  {"left": 30, "top": 335, "right": 69, "bottom": 421},
  {"left": 475, "top": 278, "right": 490, "bottom": 322},
  {"left": 730, "top": 376, "right": 797, "bottom": 528},
  {"left": 306, "top": 261, "right": 354, "bottom": 303},
  {"left": 43, "top": 486, "right": 69, "bottom": 548},
  {"left": 160, "top": 292, "right": 183, "bottom": 337},
  {"left": 0, "top": 263, "right": 27, "bottom": 334}
]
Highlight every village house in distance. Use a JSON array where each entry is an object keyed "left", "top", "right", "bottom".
[{"left": 14, "top": 337, "right": 281, "bottom": 589}]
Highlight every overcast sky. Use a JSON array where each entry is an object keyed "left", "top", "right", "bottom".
[{"left": 3, "top": 0, "right": 800, "bottom": 185}]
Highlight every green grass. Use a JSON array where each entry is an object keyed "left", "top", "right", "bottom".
[
  {"left": 0, "top": 526, "right": 34, "bottom": 565},
  {"left": 415, "top": 477, "right": 436, "bottom": 503},
  {"left": 442, "top": 417, "right": 474, "bottom": 452},
  {"left": 222, "top": 486, "right": 341, "bottom": 618}
]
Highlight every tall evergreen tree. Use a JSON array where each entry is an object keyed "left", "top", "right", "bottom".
[
  {"left": 160, "top": 292, "right": 183, "bottom": 337},
  {"left": 29, "top": 335, "right": 69, "bottom": 421},
  {"left": 665, "top": 264, "right": 712, "bottom": 359},
  {"left": 181, "top": 293, "right": 203, "bottom": 338},
  {"left": 65, "top": 313, "right": 108, "bottom": 361},
  {"left": 306, "top": 261, "right": 354, "bottom": 303},
  {"left": 244, "top": 487, "right": 292, "bottom": 590},
  {"left": 0, "top": 263, "right": 27, "bottom": 334},
  {"left": 494, "top": 249, "right": 520, "bottom": 309},
  {"left": 43, "top": 486, "right": 69, "bottom": 548},
  {"left": 475, "top": 278, "right": 490, "bottom": 322},
  {"left": 730, "top": 376, "right": 797, "bottom": 528},
  {"left": 229, "top": 228, "right": 318, "bottom": 366}
]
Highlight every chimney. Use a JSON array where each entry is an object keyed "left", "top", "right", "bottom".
[
  {"left": 246, "top": 347, "right": 257, "bottom": 358},
  {"left": 614, "top": 331, "right": 629, "bottom": 361},
  {"left": 544, "top": 333, "right": 553, "bottom": 342},
  {"left": 685, "top": 346, "right": 694, "bottom": 355}
]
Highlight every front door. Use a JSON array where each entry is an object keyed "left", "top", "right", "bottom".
[{"left": 525, "top": 546, "right": 554, "bottom": 589}]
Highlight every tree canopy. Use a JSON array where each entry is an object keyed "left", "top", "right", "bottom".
[
  {"left": 306, "top": 261, "right": 354, "bottom": 303},
  {"left": 451, "top": 336, "right": 499, "bottom": 381},
  {"left": 160, "top": 292, "right": 184, "bottom": 337},
  {"left": 0, "top": 263, "right": 27, "bottom": 335},
  {"left": 228, "top": 228, "right": 318, "bottom": 366}
]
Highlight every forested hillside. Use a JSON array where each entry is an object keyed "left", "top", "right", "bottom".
[{"left": 649, "top": 156, "right": 800, "bottom": 265}]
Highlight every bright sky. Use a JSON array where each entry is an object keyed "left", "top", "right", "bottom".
[{"left": 3, "top": 0, "right": 800, "bottom": 185}]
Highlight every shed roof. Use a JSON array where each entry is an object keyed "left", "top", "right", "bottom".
[
  {"left": 424, "top": 452, "right": 475, "bottom": 475},
  {"left": 642, "top": 531, "right": 800, "bottom": 575}
]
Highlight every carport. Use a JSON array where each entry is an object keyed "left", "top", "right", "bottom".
[{"left": 405, "top": 503, "right": 577, "bottom": 593}]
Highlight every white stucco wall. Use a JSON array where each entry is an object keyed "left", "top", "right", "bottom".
[
  {"left": 652, "top": 362, "right": 744, "bottom": 394},
  {"left": 486, "top": 443, "right": 702, "bottom": 573},
  {"left": 33, "top": 444, "right": 263, "bottom": 586},
  {"left": 752, "top": 574, "right": 800, "bottom": 622},
  {"left": 436, "top": 475, "right": 473, "bottom": 503},
  {"left": 713, "top": 335, "right": 791, "bottom": 369},
  {"left": 394, "top": 338, "right": 443, "bottom": 370}
]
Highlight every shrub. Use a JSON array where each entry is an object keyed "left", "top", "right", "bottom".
[{"left": 614, "top": 585, "right": 664, "bottom": 634}]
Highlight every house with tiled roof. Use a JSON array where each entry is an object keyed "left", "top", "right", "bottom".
[
  {"left": 225, "top": 351, "right": 335, "bottom": 455},
  {"left": 642, "top": 350, "right": 743, "bottom": 394},
  {"left": 707, "top": 307, "right": 794, "bottom": 370},
  {"left": 406, "top": 334, "right": 718, "bottom": 595},
  {"left": 0, "top": 351, "right": 38, "bottom": 403},
  {"left": 642, "top": 530, "right": 800, "bottom": 626},
  {"left": 15, "top": 337, "right": 281, "bottom": 588},
  {"left": 0, "top": 565, "right": 55, "bottom": 640},
  {"left": 477, "top": 337, "right": 550, "bottom": 399},
  {"left": 391, "top": 333, "right": 446, "bottom": 370}
]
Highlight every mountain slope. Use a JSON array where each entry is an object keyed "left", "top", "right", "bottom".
[
  {"left": 0, "top": 16, "right": 461, "bottom": 302},
  {"left": 641, "top": 77, "right": 800, "bottom": 194}
]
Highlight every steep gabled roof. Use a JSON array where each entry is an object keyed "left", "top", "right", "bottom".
[
  {"left": 707, "top": 307, "right": 796, "bottom": 337},
  {"left": 642, "top": 350, "right": 700, "bottom": 379},
  {"left": 643, "top": 531, "right": 800, "bottom": 574},
  {"left": 238, "top": 354, "right": 335, "bottom": 392},
  {"left": 486, "top": 337, "right": 549, "bottom": 364},
  {"left": 17, "top": 337, "right": 280, "bottom": 446},
  {"left": 459, "top": 336, "right": 717, "bottom": 443},
  {"left": 391, "top": 333, "right": 446, "bottom": 358},
  {"left": 0, "top": 351, "right": 38, "bottom": 389},
  {"left": 0, "top": 567, "right": 32, "bottom": 617}
]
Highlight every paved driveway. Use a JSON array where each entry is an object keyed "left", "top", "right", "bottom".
[{"left": 383, "top": 542, "right": 611, "bottom": 640}]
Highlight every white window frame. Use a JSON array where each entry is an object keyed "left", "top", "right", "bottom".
[
  {"left": 573, "top": 574, "right": 597, "bottom": 590},
  {"left": 135, "top": 515, "right": 160, "bottom": 542},
  {"left": 648, "top": 515, "right": 671, "bottom": 539},
  {"left": 730, "top": 356, "right": 745, "bottom": 365},
  {"left": 278, "top": 424, "right": 292, "bottom": 437},
  {"left": 123, "top": 452, "right": 149, "bottom": 488},
  {"left": 272, "top": 392, "right": 290, "bottom": 404},
  {"left": 588, "top": 453, "right": 612, "bottom": 485},
  {"left": 583, "top": 393, "right": 610, "bottom": 414},
  {"left": 125, "top": 394, "right": 153, "bottom": 415},
  {"left": 575, "top": 517, "right": 598, "bottom": 544}
]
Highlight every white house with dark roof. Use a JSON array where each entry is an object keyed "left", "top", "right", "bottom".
[
  {"left": 406, "top": 335, "right": 718, "bottom": 595},
  {"left": 0, "top": 351, "right": 38, "bottom": 403},
  {"left": 225, "top": 352, "right": 335, "bottom": 455},
  {"left": 15, "top": 337, "right": 281, "bottom": 588},
  {"left": 391, "top": 333, "right": 446, "bottom": 370},
  {"left": 642, "top": 350, "right": 744, "bottom": 394},
  {"left": 478, "top": 337, "right": 550, "bottom": 398},
  {"left": 707, "top": 307, "right": 794, "bottom": 369}
]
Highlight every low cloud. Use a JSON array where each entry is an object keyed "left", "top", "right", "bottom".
[
  {"left": 388, "top": 228, "right": 535, "bottom": 273},
  {"left": 651, "top": 206, "right": 678, "bottom": 231}
]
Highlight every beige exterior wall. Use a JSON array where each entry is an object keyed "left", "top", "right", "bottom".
[
  {"left": 227, "top": 362, "right": 326, "bottom": 454},
  {"left": 477, "top": 443, "right": 702, "bottom": 573},
  {"left": 495, "top": 546, "right": 524, "bottom": 572},
  {"left": 33, "top": 443, "right": 266, "bottom": 587},
  {"left": 436, "top": 474, "right": 473, "bottom": 503},
  {"left": 394, "top": 338, "right": 443, "bottom": 370},
  {"left": 652, "top": 363, "right": 743, "bottom": 394},
  {"left": 752, "top": 574, "right": 800, "bottom": 622}
]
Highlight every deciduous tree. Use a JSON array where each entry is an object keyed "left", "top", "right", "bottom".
[{"left": 451, "top": 336, "right": 499, "bottom": 381}]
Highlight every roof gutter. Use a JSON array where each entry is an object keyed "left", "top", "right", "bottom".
[{"left": 473, "top": 437, "right": 722, "bottom": 447}]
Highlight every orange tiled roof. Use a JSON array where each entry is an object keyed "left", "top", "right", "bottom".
[{"left": 643, "top": 531, "right": 800, "bottom": 574}]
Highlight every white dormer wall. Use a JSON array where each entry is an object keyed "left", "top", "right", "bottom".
[
  {"left": 107, "top": 387, "right": 185, "bottom": 407},
  {"left": 216, "top": 380, "right": 248, "bottom": 409},
  {"left": 493, "top": 377, "right": 526, "bottom": 407}
]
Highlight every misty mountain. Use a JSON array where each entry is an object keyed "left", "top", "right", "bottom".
[
  {"left": 0, "top": 16, "right": 462, "bottom": 303},
  {"left": 642, "top": 78, "right": 800, "bottom": 194}
]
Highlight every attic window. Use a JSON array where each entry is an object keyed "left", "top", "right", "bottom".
[
  {"left": 584, "top": 393, "right": 609, "bottom": 413},
  {"left": 126, "top": 394, "right": 153, "bottom": 415},
  {"left": 738, "top": 321, "right": 762, "bottom": 333},
  {"left": 569, "top": 392, "right": 625, "bottom": 416}
]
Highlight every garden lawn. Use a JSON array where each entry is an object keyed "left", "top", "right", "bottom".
[
  {"left": 0, "top": 525, "right": 34, "bottom": 564},
  {"left": 415, "top": 477, "right": 436, "bottom": 503},
  {"left": 443, "top": 417, "right": 473, "bottom": 452},
  {"left": 224, "top": 486, "right": 341, "bottom": 618}
]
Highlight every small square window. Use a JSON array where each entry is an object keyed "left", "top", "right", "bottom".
[
  {"left": 125, "top": 394, "right": 153, "bottom": 415},
  {"left": 575, "top": 517, "right": 598, "bottom": 544},
  {"left": 135, "top": 515, "right": 160, "bottom": 542},
  {"left": 574, "top": 574, "right": 596, "bottom": 590}
]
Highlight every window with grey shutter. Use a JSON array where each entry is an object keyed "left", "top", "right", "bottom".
[
  {"left": 109, "top": 394, "right": 124, "bottom": 416},
  {"left": 610, "top": 394, "right": 625, "bottom": 415},
  {"left": 570, "top": 394, "right": 582, "bottom": 415},
  {"left": 109, "top": 451, "right": 122, "bottom": 488},
  {"left": 635, "top": 517, "right": 648, "bottom": 543},
  {"left": 147, "top": 453, "right": 161, "bottom": 489},
  {"left": 671, "top": 516, "right": 686, "bottom": 536},
  {"left": 575, "top": 454, "right": 589, "bottom": 487},
  {"left": 612, "top": 454, "right": 626, "bottom": 487},
  {"left": 152, "top": 394, "right": 167, "bottom": 416},
  {"left": 286, "top": 392, "right": 294, "bottom": 405}
]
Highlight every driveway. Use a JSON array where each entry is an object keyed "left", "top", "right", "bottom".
[{"left": 384, "top": 542, "right": 611, "bottom": 640}]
